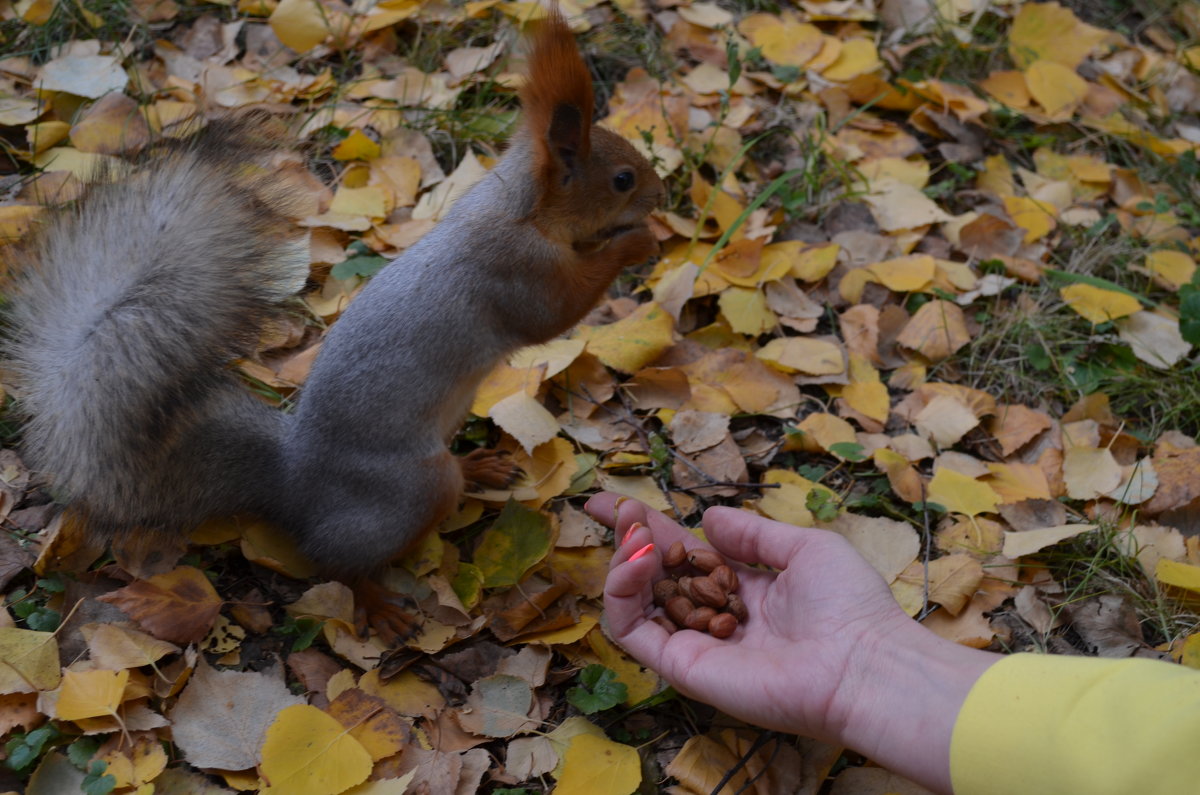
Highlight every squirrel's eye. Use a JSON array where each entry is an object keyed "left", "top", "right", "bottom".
[{"left": 613, "top": 170, "right": 635, "bottom": 192}]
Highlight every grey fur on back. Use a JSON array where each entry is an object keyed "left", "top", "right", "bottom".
[{"left": 8, "top": 121, "right": 307, "bottom": 536}]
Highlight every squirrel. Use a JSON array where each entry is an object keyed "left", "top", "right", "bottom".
[{"left": 7, "top": 11, "right": 664, "bottom": 642}]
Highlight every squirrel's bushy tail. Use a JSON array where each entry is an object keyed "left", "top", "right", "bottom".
[{"left": 8, "top": 119, "right": 307, "bottom": 535}]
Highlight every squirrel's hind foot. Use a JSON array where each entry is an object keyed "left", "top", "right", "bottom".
[
  {"left": 460, "top": 448, "right": 523, "bottom": 490},
  {"left": 352, "top": 579, "right": 421, "bottom": 645}
]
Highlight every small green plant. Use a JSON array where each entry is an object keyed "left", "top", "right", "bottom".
[
  {"left": 566, "top": 665, "right": 627, "bottom": 714},
  {"left": 1179, "top": 269, "right": 1200, "bottom": 345},
  {"left": 7, "top": 576, "right": 64, "bottom": 632},
  {"left": 274, "top": 617, "right": 323, "bottom": 652},
  {"left": 331, "top": 241, "right": 389, "bottom": 281},
  {"left": 805, "top": 488, "right": 840, "bottom": 522},
  {"left": 82, "top": 759, "right": 117, "bottom": 795},
  {"left": 5, "top": 725, "right": 60, "bottom": 772}
]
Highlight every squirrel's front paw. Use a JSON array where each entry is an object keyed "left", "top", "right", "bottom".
[
  {"left": 610, "top": 223, "right": 659, "bottom": 266},
  {"left": 352, "top": 579, "right": 421, "bottom": 645}
]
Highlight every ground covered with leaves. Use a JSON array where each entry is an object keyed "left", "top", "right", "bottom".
[{"left": 0, "top": 0, "right": 1199, "bottom": 792}]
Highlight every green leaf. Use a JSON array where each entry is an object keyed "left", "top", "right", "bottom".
[
  {"left": 1025, "top": 342, "right": 1052, "bottom": 371},
  {"left": 6, "top": 725, "right": 59, "bottom": 771},
  {"left": 67, "top": 738, "right": 100, "bottom": 770},
  {"left": 24, "top": 607, "right": 61, "bottom": 632},
  {"left": 1180, "top": 286, "right": 1200, "bottom": 346},
  {"left": 828, "top": 442, "right": 867, "bottom": 462},
  {"left": 83, "top": 760, "right": 116, "bottom": 795},
  {"left": 472, "top": 500, "right": 554, "bottom": 588},
  {"left": 330, "top": 253, "right": 388, "bottom": 281},
  {"left": 805, "top": 489, "right": 840, "bottom": 522},
  {"left": 566, "top": 665, "right": 627, "bottom": 714}
]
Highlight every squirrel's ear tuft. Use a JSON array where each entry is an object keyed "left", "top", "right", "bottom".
[{"left": 520, "top": 9, "right": 593, "bottom": 183}]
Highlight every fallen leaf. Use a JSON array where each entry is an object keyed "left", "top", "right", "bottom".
[
  {"left": 1060, "top": 283, "right": 1142, "bottom": 325},
  {"left": 1002, "top": 523, "right": 1096, "bottom": 557},
  {"left": 260, "top": 704, "right": 372, "bottom": 794},
  {"left": 927, "top": 468, "right": 999, "bottom": 517}
]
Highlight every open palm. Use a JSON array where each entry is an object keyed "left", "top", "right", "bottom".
[{"left": 589, "top": 492, "right": 913, "bottom": 742}]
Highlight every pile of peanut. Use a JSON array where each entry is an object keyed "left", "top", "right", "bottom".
[{"left": 651, "top": 542, "right": 746, "bottom": 638}]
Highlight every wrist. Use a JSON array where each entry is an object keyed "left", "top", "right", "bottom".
[{"left": 831, "top": 617, "right": 1001, "bottom": 794}]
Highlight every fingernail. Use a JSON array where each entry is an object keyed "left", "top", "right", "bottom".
[
  {"left": 628, "top": 543, "right": 654, "bottom": 562},
  {"left": 621, "top": 521, "right": 642, "bottom": 546}
]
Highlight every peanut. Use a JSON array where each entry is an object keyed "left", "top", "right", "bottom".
[
  {"left": 708, "top": 612, "right": 738, "bottom": 639},
  {"left": 686, "top": 548, "right": 724, "bottom": 573},
  {"left": 665, "top": 596, "right": 695, "bottom": 627},
  {"left": 663, "top": 541, "right": 687, "bottom": 568},
  {"left": 652, "top": 578, "right": 679, "bottom": 606},
  {"left": 690, "top": 576, "right": 728, "bottom": 609},
  {"left": 684, "top": 606, "right": 717, "bottom": 631}
]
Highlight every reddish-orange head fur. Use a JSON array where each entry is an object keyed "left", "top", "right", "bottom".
[
  {"left": 520, "top": 10, "right": 594, "bottom": 174},
  {"left": 517, "top": 9, "right": 663, "bottom": 253}
]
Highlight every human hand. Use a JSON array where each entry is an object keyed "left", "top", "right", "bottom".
[
  {"left": 588, "top": 493, "right": 998, "bottom": 794},
  {"left": 588, "top": 492, "right": 912, "bottom": 741}
]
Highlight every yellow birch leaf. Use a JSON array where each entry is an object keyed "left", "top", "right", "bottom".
[
  {"left": 512, "top": 437, "right": 579, "bottom": 506},
  {"left": 757, "top": 482, "right": 815, "bottom": 526},
  {"left": 895, "top": 300, "right": 971, "bottom": 361},
  {"left": 1059, "top": 284, "right": 1141, "bottom": 325},
  {"left": 843, "top": 381, "right": 889, "bottom": 422},
  {"left": 927, "top": 468, "right": 999, "bottom": 517},
  {"left": 359, "top": 669, "right": 445, "bottom": 717},
  {"left": 1009, "top": 2, "right": 1108, "bottom": 69},
  {"left": 555, "top": 732, "right": 642, "bottom": 795},
  {"left": 489, "top": 391, "right": 559, "bottom": 454},
  {"left": 328, "top": 186, "right": 388, "bottom": 218},
  {"left": 784, "top": 242, "right": 840, "bottom": 282},
  {"left": 1156, "top": 559, "right": 1200, "bottom": 595},
  {"left": 822, "top": 38, "right": 881, "bottom": 81},
  {"left": 980, "top": 70, "right": 1032, "bottom": 110},
  {"left": 795, "top": 412, "right": 857, "bottom": 453},
  {"left": 520, "top": 614, "right": 598, "bottom": 645},
  {"left": 1002, "top": 524, "right": 1096, "bottom": 558},
  {"left": 57, "top": 669, "right": 129, "bottom": 721},
  {"left": 332, "top": 129, "right": 381, "bottom": 161},
  {"left": 896, "top": 554, "right": 983, "bottom": 616},
  {"left": 874, "top": 448, "right": 925, "bottom": 503},
  {"left": 737, "top": 13, "right": 823, "bottom": 68},
  {"left": 0, "top": 628, "right": 60, "bottom": 694},
  {"left": 984, "top": 462, "right": 1052, "bottom": 503},
  {"left": 1002, "top": 195, "right": 1057, "bottom": 243},
  {"left": 260, "top": 704, "right": 371, "bottom": 795},
  {"left": 975, "top": 155, "right": 1016, "bottom": 199},
  {"left": 1024, "top": 60, "right": 1088, "bottom": 120},
  {"left": 576, "top": 302, "right": 674, "bottom": 374},
  {"left": 857, "top": 157, "right": 930, "bottom": 189},
  {"left": 1145, "top": 250, "right": 1196, "bottom": 290},
  {"left": 100, "top": 733, "right": 167, "bottom": 790},
  {"left": 268, "top": 0, "right": 328, "bottom": 53},
  {"left": 718, "top": 287, "right": 777, "bottom": 336},
  {"left": 867, "top": 255, "right": 936, "bottom": 292},
  {"left": 756, "top": 337, "right": 844, "bottom": 375},
  {"left": 838, "top": 268, "right": 873, "bottom": 304},
  {"left": 471, "top": 362, "right": 543, "bottom": 418}
]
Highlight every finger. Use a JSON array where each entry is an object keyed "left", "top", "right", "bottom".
[
  {"left": 587, "top": 492, "right": 696, "bottom": 553},
  {"left": 701, "top": 505, "right": 837, "bottom": 570},
  {"left": 603, "top": 551, "right": 670, "bottom": 668}
]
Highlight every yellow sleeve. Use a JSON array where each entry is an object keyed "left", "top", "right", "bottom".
[{"left": 950, "top": 653, "right": 1200, "bottom": 795}]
